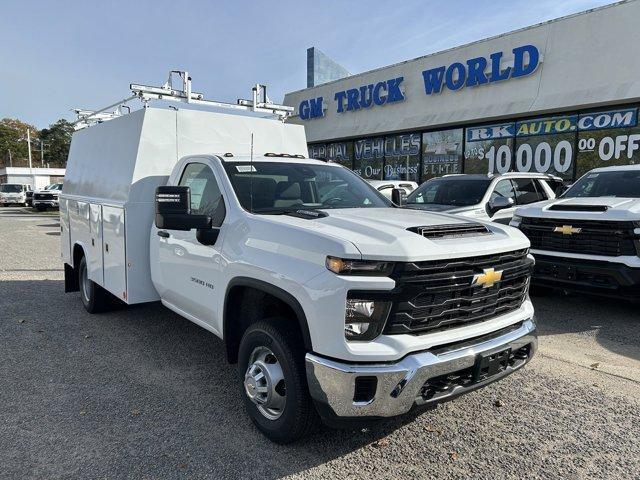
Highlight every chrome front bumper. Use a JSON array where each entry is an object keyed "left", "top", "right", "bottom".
[{"left": 305, "top": 319, "right": 537, "bottom": 419}]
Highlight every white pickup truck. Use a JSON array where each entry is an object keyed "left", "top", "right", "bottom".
[
  {"left": 511, "top": 165, "right": 640, "bottom": 300},
  {"left": 60, "top": 74, "right": 537, "bottom": 443}
]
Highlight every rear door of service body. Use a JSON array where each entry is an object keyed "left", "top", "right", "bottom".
[{"left": 153, "top": 159, "right": 226, "bottom": 332}]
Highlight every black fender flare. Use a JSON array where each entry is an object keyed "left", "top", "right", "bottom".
[{"left": 223, "top": 277, "right": 313, "bottom": 354}]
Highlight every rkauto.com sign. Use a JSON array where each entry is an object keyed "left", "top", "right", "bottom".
[{"left": 298, "top": 44, "right": 540, "bottom": 120}]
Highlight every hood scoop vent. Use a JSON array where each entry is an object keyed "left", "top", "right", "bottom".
[
  {"left": 408, "top": 223, "right": 491, "bottom": 239},
  {"left": 549, "top": 204, "right": 609, "bottom": 212}
]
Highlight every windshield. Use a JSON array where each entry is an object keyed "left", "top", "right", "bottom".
[
  {"left": 564, "top": 170, "right": 640, "bottom": 198},
  {"left": 406, "top": 177, "right": 491, "bottom": 206},
  {"left": 47, "top": 184, "right": 63, "bottom": 191},
  {"left": 222, "top": 161, "right": 390, "bottom": 214},
  {"left": 0, "top": 184, "right": 22, "bottom": 193}
]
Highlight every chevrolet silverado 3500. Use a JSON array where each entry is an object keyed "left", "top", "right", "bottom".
[{"left": 61, "top": 73, "right": 537, "bottom": 443}]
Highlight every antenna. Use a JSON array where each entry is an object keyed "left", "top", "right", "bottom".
[{"left": 249, "top": 133, "right": 254, "bottom": 214}]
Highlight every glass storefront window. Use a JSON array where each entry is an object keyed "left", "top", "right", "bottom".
[
  {"left": 422, "top": 128, "right": 463, "bottom": 180},
  {"left": 308, "top": 142, "right": 353, "bottom": 169},
  {"left": 354, "top": 138, "right": 385, "bottom": 180},
  {"left": 575, "top": 107, "right": 640, "bottom": 177},
  {"left": 383, "top": 133, "right": 420, "bottom": 182},
  {"left": 514, "top": 115, "right": 577, "bottom": 180},
  {"left": 464, "top": 123, "right": 515, "bottom": 175}
]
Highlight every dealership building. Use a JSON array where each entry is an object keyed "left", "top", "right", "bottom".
[{"left": 283, "top": 0, "right": 640, "bottom": 184}]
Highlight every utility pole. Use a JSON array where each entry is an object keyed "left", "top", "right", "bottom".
[
  {"left": 8, "top": 148, "right": 12, "bottom": 167},
  {"left": 40, "top": 140, "right": 44, "bottom": 167},
  {"left": 26, "top": 128, "right": 33, "bottom": 173}
]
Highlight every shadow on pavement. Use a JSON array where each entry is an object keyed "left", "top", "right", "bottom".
[
  {"left": 532, "top": 291, "right": 640, "bottom": 362},
  {"left": 1, "top": 279, "right": 425, "bottom": 479}
]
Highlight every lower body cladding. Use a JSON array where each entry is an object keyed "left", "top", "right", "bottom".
[
  {"left": 305, "top": 319, "right": 536, "bottom": 422},
  {"left": 532, "top": 253, "right": 640, "bottom": 301}
]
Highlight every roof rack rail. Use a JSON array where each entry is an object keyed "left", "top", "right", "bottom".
[{"left": 73, "top": 70, "right": 294, "bottom": 130}]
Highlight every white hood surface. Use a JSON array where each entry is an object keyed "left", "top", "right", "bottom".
[
  {"left": 262, "top": 207, "right": 529, "bottom": 262},
  {"left": 517, "top": 197, "right": 640, "bottom": 222}
]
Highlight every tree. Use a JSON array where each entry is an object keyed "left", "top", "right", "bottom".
[
  {"left": 0, "top": 118, "right": 40, "bottom": 168},
  {"left": 39, "top": 119, "right": 74, "bottom": 167}
]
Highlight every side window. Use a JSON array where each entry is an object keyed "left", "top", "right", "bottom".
[
  {"left": 490, "top": 180, "right": 516, "bottom": 203},
  {"left": 178, "top": 163, "right": 222, "bottom": 217},
  {"left": 512, "top": 178, "right": 546, "bottom": 205}
]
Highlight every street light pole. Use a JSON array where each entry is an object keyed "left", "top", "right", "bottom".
[
  {"left": 8, "top": 148, "right": 12, "bottom": 167},
  {"left": 40, "top": 140, "right": 44, "bottom": 167}
]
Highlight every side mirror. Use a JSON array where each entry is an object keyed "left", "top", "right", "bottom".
[
  {"left": 155, "top": 186, "right": 211, "bottom": 231},
  {"left": 391, "top": 188, "right": 406, "bottom": 206},
  {"left": 488, "top": 196, "right": 515, "bottom": 216}
]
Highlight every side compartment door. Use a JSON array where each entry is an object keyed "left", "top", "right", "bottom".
[
  {"left": 88, "top": 204, "right": 104, "bottom": 285},
  {"left": 102, "top": 206, "right": 127, "bottom": 302}
]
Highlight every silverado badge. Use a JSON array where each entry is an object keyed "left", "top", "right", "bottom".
[
  {"left": 554, "top": 225, "right": 582, "bottom": 235},
  {"left": 472, "top": 268, "right": 503, "bottom": 289}
]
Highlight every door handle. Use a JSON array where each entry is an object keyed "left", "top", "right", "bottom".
[{"left": 157, "top": 230, "right": 170, "bottom": 238}]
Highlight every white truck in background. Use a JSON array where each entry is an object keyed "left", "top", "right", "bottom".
[
  {"left": 61, "top": 72, "right": 537, "bottom": 443},
  {"left": 511, "top": 165, "right": 640, "bottom": 300}
]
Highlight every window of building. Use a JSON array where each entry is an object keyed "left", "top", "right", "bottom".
[
  {"left": 463, "top": 122, "right": 515, "bottom": 175},
  {"left": 354, "top": 138, "right": 385, "bottom": 180},
  {"left": 513, "top": 115, "right": 576, "bottom": 180},
  {"left": 383, "top": 133, "right": 420, "bottom": 182},
  {"left": 422, "top": 128, "right": 463, "bottom": 180},
  {"left": 575, "top": 107, "right": 640, "bottom": 177}
]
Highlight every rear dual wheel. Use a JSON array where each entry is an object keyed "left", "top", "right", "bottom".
[
  {"left": 238, "top": 318, "right": 318, "bottom": 443},
  {"left": 78, "top": 256, "right": 111, "bottom": 313}
]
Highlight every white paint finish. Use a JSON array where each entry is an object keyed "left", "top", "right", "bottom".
[
  {"left": 284, "top": 1, "right": 640, "bottom": 142},
  {"left": 176, "top": 109, "right": 308, "bottom": 159},
  {"left": 102, "top": 206, "right": 127, "bottom": 302},
  {"left": 88, "top": 204, "right": 104, "bottom": 285},
  {"left": 124, "top": 202, "right": 161, "bottom": 304}
]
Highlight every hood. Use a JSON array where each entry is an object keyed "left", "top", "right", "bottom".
[
  {"left": 516, "top": 196, "right": 640, "bottom": 222},
  {"left": 261, "top": 207, "right": 529, "bottom": 262},
  {"left": 406, "top": 203, "right": 456, "bottom": 212}
]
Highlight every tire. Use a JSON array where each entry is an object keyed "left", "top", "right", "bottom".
[
  {"left": 238, "top": 318, "right": 318, "bottom": 443},
  {"left": 78, "top": 256, "right": 111, "bottom": 313}
]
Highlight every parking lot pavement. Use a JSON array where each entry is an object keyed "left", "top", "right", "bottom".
[{"left": 1, "top": 206, "right": 639, "bottom": 480}]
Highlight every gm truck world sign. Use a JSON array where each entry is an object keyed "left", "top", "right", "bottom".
[{"left": 298, "top": 44, "right": 540, "bottom": 120}]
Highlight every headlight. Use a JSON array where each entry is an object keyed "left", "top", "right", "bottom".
[
  {"left": 344, "top": 298, "right": 391, "bottom": 341},
  {"left": 326, "top": 256, "right": 394, "bottom": 276},
  {"left": 510, "top": 215, "right": 522, "bottom": 228}
]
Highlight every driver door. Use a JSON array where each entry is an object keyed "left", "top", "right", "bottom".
[{"left": 155, "top": 160, "right": 226, "bottom": 333}]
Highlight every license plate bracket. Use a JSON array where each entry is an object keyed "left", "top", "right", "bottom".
[{"left": 473, "top": 348, "right": 511, "bottom": 382}]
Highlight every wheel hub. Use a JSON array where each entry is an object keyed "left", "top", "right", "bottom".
[{"left": 244, "top": 346, "right": 286, "bottom": 420}]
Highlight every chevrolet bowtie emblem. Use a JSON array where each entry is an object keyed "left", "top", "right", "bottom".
[
  {"left": 472, "top": 268, "right": 503, "bottom": 289},
  {"left": 554, "top": 225, "right": 582, "bottom": 235}
]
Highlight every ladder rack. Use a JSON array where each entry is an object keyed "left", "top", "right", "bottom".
[{"left": 73, "top": 70, "right": 294, "bottom": 129}]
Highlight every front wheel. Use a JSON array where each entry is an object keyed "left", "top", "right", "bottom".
[
  {"left": 238, "top": 318, "right": 318, "bottom": 443},
  {"left": 78, "top": 256, "right": 110, "bottom": 313}
]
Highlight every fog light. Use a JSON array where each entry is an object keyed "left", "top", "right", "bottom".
[{"left": 345, "top": 299, "right": 391, "bottom": 341}]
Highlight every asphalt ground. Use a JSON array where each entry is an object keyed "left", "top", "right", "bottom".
[{"left": 1, "top": 206, "right": 639, "bottom": 479}]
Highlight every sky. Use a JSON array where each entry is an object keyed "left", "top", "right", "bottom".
[{"left": 0, "top": 0, "right": 616, "bottom": 128}]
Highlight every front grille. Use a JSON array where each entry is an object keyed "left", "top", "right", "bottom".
[
  {"left": 519, "top": 217, "right": 638, "bottom": 256},
  {"left": 384, "top": 249, "right": 532, "bottom": 335},
  {"left": 408, "top": 223, "right": 491, "bottom": 239},
  {"left": 35, "top": 193, "right": 55, "bottom": 200}
]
